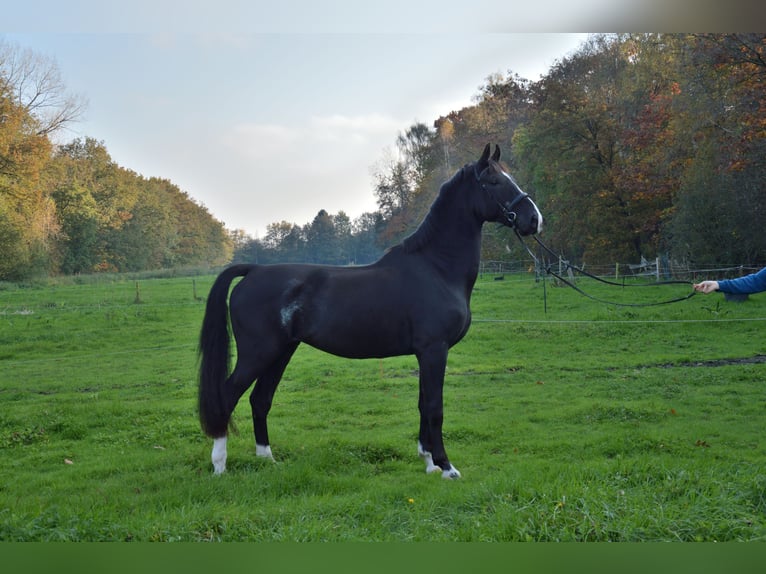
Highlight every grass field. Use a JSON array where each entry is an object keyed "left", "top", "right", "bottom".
[{"left": 1, "top": 269, "right": 764, "bottom": 541}]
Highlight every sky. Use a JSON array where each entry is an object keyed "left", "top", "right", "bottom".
[{"left": 2, "top": 1, "right": 755, "bottom": 237}]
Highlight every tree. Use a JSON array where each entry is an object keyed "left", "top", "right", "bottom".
[
  {"left": 332, "top": 211, "right": 352, "bottom": 264},
  {"left": 0, "top": 39, "right": 233, "bottom": 278},
  {"left": 373, "top": 151, "right": 413, "bottom": 220},
  {"left": 0, "top": 67, "right": 56, "bottom": 279},
  {"left": 228, "top": 228, "right": 252, "bottom": 258},
  {"left": 117, "top": 179, "right": 176, "bottom": 271},
  {"left": 514, "top": 35, "right": 689, "bottom": 264},
  {"left": 260, "top": 221, "right": 305, "bottom": 262},
  {"left": 666, "top": 33, "right": 766, "bottom": 265},
  {"left": 49, "top": 182, "right": 100, "bottom": 274},
  {"left": 608, "top": 34, "right": 686, "bottom": 259},
  {"left": 0, "top": 40, "right": 85, "bottom": 137},
  {"left": 350, "top": 212, "right": 383, "bottom": 264},
  {"left": 514, "top": 36, "right": 623, "bottom": 262},
  {"left": 396, "top": 122, "right": 437, "bottom": 190},
  {"left": 305, "top": 209, "right": 337, "bottom": 263}
]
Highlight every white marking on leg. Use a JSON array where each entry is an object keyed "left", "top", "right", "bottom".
[
  {"left": 212, "top": 436, "right": 227, "bottom": 474},
  {"left": 256, "top": 443, "right": 275, "bottom": 461},
  {"left": 418, "top": 441, "right": 461, "bottom": 479},
  {"left": 441, "top": 465, "right": 461, "bottom": 480},
  {"left": 418, "top": 441, "right": 441, "bottom": 474}
]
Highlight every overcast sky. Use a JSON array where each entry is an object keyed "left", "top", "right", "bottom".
[{"left": 4, "top": 1, "right": 753, "bottom": 237}]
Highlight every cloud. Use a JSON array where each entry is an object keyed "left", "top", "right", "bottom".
[
  {"left": 223, "top": 112, "right": 406, "bottom": 158},
  {"left": 309, "top": 113, "right": 405, "bottom": 143},
  {"left": 215, "top": 113, "right": 407, "bottom": 232},
  {"left": 221, "top": 123, "right": 301, "bottom": 160}
]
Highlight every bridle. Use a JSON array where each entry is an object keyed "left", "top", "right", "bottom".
[
  {"left": 474, "top": 164, "right": 531, "bottom": 230},
  {"left": 497, "top": 190, "right": 531, "bottom": 228}
]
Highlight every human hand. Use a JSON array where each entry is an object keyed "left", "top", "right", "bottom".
[{"left": 693, "top": 281, "right": 719, "bottom": 294}]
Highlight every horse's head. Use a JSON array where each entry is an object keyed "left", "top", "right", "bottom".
[{"left": 474, "top": 144, "right": 543, "bottom": 236}]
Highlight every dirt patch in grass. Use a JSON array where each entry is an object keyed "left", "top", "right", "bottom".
[{"left": 658, "top": 355, "right": 766, "bottom": 368}]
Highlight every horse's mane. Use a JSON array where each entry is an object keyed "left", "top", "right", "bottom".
[{"left": 401, "top": 167, "right": 466, "bottom": 253}]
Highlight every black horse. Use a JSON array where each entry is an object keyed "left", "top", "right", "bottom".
[{"left": 198, "top": 144, "right": 543, "bottom": 478}]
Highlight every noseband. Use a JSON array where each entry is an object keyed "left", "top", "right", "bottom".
[
  {"left": 474, "top": 165, "right": 530, "bottom": 229},
  {"left": 497, "top": 190, "right": 531, "bottom": 227}
]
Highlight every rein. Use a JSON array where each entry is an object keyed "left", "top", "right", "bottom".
[
  {"left": 514, "top": 232, "right": 698, "bottom": 308},
  {"left": 472, "top": 160, "right": 696, "bottom": 308}
]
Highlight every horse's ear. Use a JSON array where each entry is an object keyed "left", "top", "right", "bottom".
[
  {"left": 492, "top": 145, "right": 501, "bottom": 162},
  {"left": 476, "top": 144, "right": 491, "bottom": 175},
  {"left": 479, "top": 143, "right": 491, "bottom": 164}
]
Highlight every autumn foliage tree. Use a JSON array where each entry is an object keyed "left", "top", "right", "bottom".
[
  {"left": 9, "top": 35, "right": 759, "bottom": 276},
  {"left": 666, "top": 34, "right": 766, "bottom": 265},
  {"left": 48, "top": 138, "right": 232, "bottom": 273},
  {"left": 510, "top": 34, "right": 766, "bottom": 267},
  {"left": 0, "top": 53, "right": 56, "bottom": 279},
  {"left": 243, "top": 34, "right": 766, "bottom": 271},
  {"left": 0, "top": 40, "right": 232, "bottom": 280}
]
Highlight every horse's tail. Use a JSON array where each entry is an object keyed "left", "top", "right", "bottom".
[{"left": 198, "top": 264, "right": 254, "bottom": 437}]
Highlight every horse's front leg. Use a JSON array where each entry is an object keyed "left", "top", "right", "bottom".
[{"left": 416, "top": 343, "right": 461, "bottom": 479}]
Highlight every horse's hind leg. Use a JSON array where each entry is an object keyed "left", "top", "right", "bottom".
[
  {"left": 249, "top": 343, "right": 299, "bottom": 461},
  {"left": 210, "top": 363, "right": 260, "bottom": 474}
]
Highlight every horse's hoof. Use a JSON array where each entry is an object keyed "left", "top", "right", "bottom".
[
  {"left": 256, "top": 444, "right": 275, "bottom": 462},
  {"left": 442, "top": 465, "right": 461, "bottom": 479}
]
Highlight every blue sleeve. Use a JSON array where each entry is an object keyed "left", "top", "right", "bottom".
[{"left": 717, "top": 267, "right": 766, "bottom": 294}]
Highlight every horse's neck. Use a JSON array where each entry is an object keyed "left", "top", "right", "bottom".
[
  {"left": 422, "top": 219, "right": 483, "bottom": 290},
  {"left": 401, "top": 181, "right": 485, "bottom": 291}
]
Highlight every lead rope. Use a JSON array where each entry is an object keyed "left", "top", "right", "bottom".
[{"left": 511, "top": 232, "right": 697, "bottom": 309}]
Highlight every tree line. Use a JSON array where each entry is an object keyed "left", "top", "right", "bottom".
[
  {"left": 231, "top": 209, "right": 383, "bottom": 266},
  {"left": 0, "top": 41, "right": 231, "bottom": 281},
  {"left": 234, "top": 33, "right": 766, "bottom": 270},
  {"left": 3, "top": 34, "right": 764, "bottom": 280},
  {"left": 511, "top": 33, "right": 766, "bottom": 267}
]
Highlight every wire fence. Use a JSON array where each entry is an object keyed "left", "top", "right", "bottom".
[
  {"left": 480, "top": 258, "right": 765, "bottom": 282},
  {"left": 2, "top": 262, "right": 765, "bottom": 369}
]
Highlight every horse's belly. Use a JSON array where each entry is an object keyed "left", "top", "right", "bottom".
[
  {"left": 307, "top": 340, "right": 410, "bottom": 360},
  {"left": 303, "top": 314, "right": 413, "bottom": 359}
]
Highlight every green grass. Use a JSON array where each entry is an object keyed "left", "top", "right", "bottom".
[{"left": 1, "top": 272, "right": 765, "bottom": 541}]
